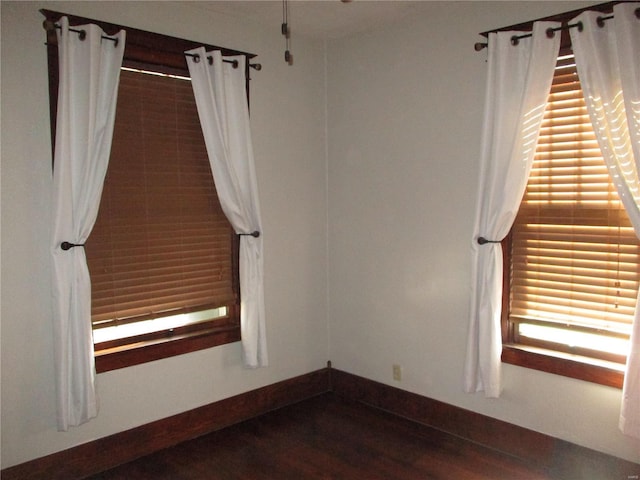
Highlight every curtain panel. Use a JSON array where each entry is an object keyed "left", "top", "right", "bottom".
[
  {"left": 186, "top": 48, "right": 267, "bottom": 368},
  {"left": 51, "top": 17, "right": 125, "bottom": 430},
  {"left": 570, "top": 2, "right": 640, "bottom": 439},
  {"left": 464, "top": 22, "right": 560, "bottom": 397}
]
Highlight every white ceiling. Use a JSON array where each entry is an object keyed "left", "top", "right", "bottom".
[{"left": 193, "top": 1, "right": 423, "bottom": 40}]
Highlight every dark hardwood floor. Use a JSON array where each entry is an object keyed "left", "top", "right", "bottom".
[{"left": 86, "top": 393, "right": 557, "bottom": 480}]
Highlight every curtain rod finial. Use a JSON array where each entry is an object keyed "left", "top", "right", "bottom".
[
  {"left": 43, "top": 19, "right": 56, "bottom": 32},
  {"left": 474, "top": 42, "right": 487, "bottom": 51}
]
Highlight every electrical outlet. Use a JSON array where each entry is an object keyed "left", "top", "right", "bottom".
[{"left": 392, "top": 364, "right": 402, "bottom": 381}]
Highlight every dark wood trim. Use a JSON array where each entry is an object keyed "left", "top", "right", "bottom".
[
  {"left": 500, "top": 233, "right": 512, "bottom": 344},
  {"left": 1, "top": 368, "right": 331, "bottom": 480},
  {"left": 502, "top": 344, "right": 624, "bottom": 389},
  {"left": 95, "top": 322, "right": 241, "bottom": 373},
  {"left": 332, "top": 369, "right": 552, "bottom": 464},
  {"left": 331, "top": 369, "right": 638, "bottom": 478}
]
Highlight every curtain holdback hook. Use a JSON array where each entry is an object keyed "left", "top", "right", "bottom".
[{"left": 61, "top": 241, "right": 85, "bottom": 250}]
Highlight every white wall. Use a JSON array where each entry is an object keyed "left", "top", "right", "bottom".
[
  {"left": 326, "top": 1, "right": 640, "bottom": 464},
  {"left": 0, "top": 1, "right": 328, "bottom": 468}
]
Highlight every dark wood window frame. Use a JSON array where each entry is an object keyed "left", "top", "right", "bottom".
[
  {"left": 480, "top": 1, "right": 629, "bottom": 389},
  {"left": 42, "top": 10, "right": 255, "bottom": 373}
]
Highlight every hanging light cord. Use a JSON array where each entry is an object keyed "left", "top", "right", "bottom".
[{"left": 282, "top": 0, "right": 293, "bottom": 65}]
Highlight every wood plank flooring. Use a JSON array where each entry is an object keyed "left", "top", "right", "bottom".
[{"left": 86, "top": 393, "right": 558, "bottom": 479}]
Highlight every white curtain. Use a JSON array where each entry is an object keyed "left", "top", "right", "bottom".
[
  {"left": 464, "top": 22, "right": 560, "bottom": 397},
  {"left": 51, "top": 17, "right": 125, "bottom": 431},
  {"left": 570, "top": 2, "right": 640, "bottom": 439},
  {"left": 186, "top": 48, "right": 267, "bottom": 368}
]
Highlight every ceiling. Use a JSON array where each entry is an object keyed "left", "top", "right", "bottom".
[{"left": 193, "top": 1, "right": 423, "bottom": 40}]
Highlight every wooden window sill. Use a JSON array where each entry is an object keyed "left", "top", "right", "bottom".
[
  {"left": 95, "top": 324, "right": 240, "bottom": 373},
  {"left": 501, "top": 344, "right": 624, "bottom": 389}
]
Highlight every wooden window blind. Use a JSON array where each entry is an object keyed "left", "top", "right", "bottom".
[
  {"left": 85, "top": 68, "right": 236, "bottom": 332},
  {"left": 508, "top": 52, "right": 639, "bottom": 365}
]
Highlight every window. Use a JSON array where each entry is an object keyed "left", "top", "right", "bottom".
[
  {"left": 502, "top": 48, "right": 639, "bottom": 388},
  {"left": 87, "top": 67, "right": 240, "bottom": 371},
  {"left": 43, "top": 10, "right": 254, "bottom": 372}
]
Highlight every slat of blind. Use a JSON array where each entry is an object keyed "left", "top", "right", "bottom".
[
  {"left": 513, "top": 254, "right": 639, "bottom": 270},
  {"left": 90, "top": 270, "right": 233, "bottom": 293},
  {"left": 510, "top": 305, "right": 634, "bottom": 328},
  {"left": 538, "top": 124, "right": 598, "bottom": 136},
  {"left": 510, "top": 295, "right": 635, "bottom": 319},
  {"left": 511, "top": 258, "right": 638, "bottom": 276},
  {"left": 512, "top": 229, "right": 638, "bottom": 245},
  {"left": 513, "top": 258, "right": 639, "bottom": 276},
  {"left": 513, "top": 246, "right": 639, "bottom": 265},
  {"left": 530, "top": 160, "right": 613, "bottom": 171},
  {"left": 88, "top": 242, "right": 232, "bottom": 261},
  {"left": 529, "top": 149, "right": 604, "bottom": 161},
  {"left": 510, "top": 269, "right": 637, "bottom": 290},
  {"left": 551, "top": 72, "right": 579, "bottom": 87},
  {"left": 511, "top": 278, "right": 637, "bottom": 304},
  {"left": 544, "top": 100, "right": 590, "bottom": 114},
  {"left": 547, "top": 89, "right": 585, "bottom": 101},
  {"left": 510, "top": 298, "right": 635, "bottom": 320},
  {"left": 509, "top": 53, "right": 639, "bottom": 340},
  {"left": 515, "top": 210, "right": 631, "bottom": 225},
  {"left": 92, "top": 289, "right": 234, "bottom": 314},
  {"left": 535, "top": 138, "right": 599, "bottom": 151},
  {"left": 513, "top": 244, "right": 637, "bottom": 257},
  {"left": 537, "top": 114, "right": 593, "bottom": 128},
  {"left": 91, "top": 268, "right": 231, "bottom": 287},
  {"left": 85, "top": 69, "right": 235, "bottom": 329}
]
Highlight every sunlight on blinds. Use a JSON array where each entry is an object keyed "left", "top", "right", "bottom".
[{"left": 510, "top": 54, "right": 640, "bottom": 361}]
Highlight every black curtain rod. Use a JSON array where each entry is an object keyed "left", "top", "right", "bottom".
[
  {"left": 184, "top": 52, "right": 261, "bottom": 71},
  {"left": 185, "top": 52, "right": 239, "bottom": 69},
  {"left": 41, "top": 12, "right": 262, "bottom": 71},
  {"left": 474, "top": 4, "right": 639, "bottom": 52},
  {"left": 184, "top": 52, "right": 262, "bottom": 71},
  {"left": 184, "top": 52, "right": 263, "bottom": 71},
  {"left": 43, "top": 19, "right": 120, "bottom": 46},
  {"left": 474, "top": 21, "right": 581, "bottom": 51},
  {"left": 510, "top": 21, "right": 583, "bottom": 46}
]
